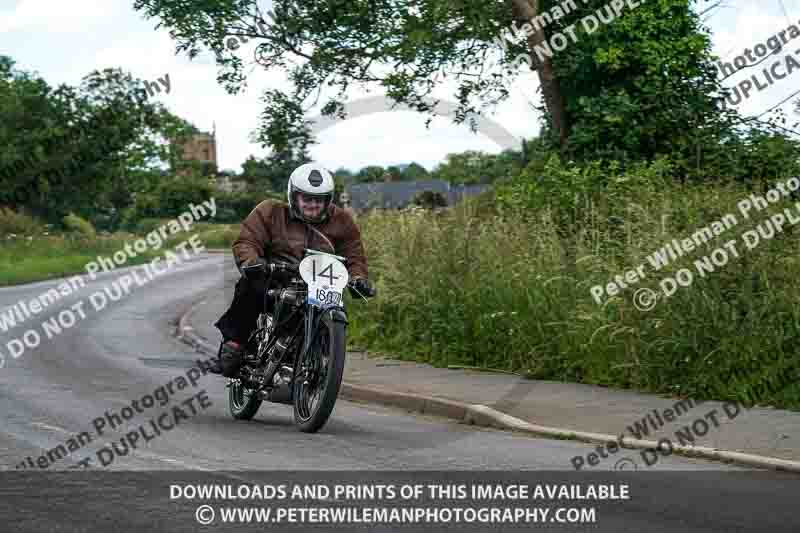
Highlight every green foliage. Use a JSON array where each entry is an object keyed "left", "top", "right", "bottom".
[
  {"left": 412, "top": 190, "right": 448, "bottom": 209},
  {"left": 0, "top": 207, "right": 46, "bottom": 236},
  {"left": 345, "top": 163, "right": 431, "bottom": 184},
  {"left": 431, "top": 150, "right": 523, "bottom": 185},
  {"left": 247, "top": 90, "right": 314, "bottom": 193},
  {"left": 355, "top": 166, "right": 387, "bottom": 183},
  {"left": 130, "top": 0, "right": 796, "bottom": 182},
  {"left": 401, "top": 162, "right": 430, "bottom": 181},
  {"left": 718, "top": 128, "right": 800, "bottom": 183},
  {"left": 122, "top": 181, "right": 282, "bottom": 228},
  {"left": 348, "top": 182, "right": 800, "bottom": 409},
  {"left": 215, "top": 190, "right": 282, "bottom": 223},
  {"left": 133, "top": 217, "right": 172, "bottom": 235},
  {"left": 332, "top": 167, "right": 354, "bottom": 183},
  {"left": 62, "top": 213, "right": 96, "bottom": 238},
  {"left": 241, "top": 153, "right": 307, "bottom": 194},
  {"left": 132, "top": 176, "right": 214, "bottom": 221},
  {"left": 496, "top": 156, "right": 671, "bottom": 215},
  {"left": 0, "top": 234, "right": 141, "bottom": 286},
  {"left": 130, "top": 0, "right": 520, "bottom": 154},
  {"left": 0, "top": 56, "right": 196, "bottom": 229},
  {"left": 538, "top": 0, "right": 735, "bottom": 164}
]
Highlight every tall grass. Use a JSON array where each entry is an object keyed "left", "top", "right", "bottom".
[{"left": 347, "top": 182, "right": 800, "bottom": 409}]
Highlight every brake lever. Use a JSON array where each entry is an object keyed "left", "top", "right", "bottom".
[
  {"left": 241, "top": 261, "right": 266, "bottom": 278},
  {"left": 348, "top": 283, "right": 370, "bottom": 303}
]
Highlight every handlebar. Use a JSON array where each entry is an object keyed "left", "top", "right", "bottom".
[
  {"left": 245, "top": 261, "right": 359, "bottom": 282},
  {"left": 266, "top": 262, "right": 298, "bottom": 274},
  {"left": 242, "top": 260, "right": 373, "bottom": 297},
  {"left": 240, "top": 260, "right": 297, "bottom": 274}
]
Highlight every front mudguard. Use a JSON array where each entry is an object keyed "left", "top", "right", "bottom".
[
  {"left": 309, "top": 306, "right": 348, "bottom": 344},
  {"left": 324, "top": 307, "right": 349, "bottom": 326},
  {"left": 293, "top": 306, "right": 348, "bottom": 378}
]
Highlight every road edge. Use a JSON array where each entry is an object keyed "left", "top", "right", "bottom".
[{"left": 176, "top": 298, "right": 800, "bottom": 474}]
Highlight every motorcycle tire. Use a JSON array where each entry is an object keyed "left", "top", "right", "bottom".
[
  {"left": 293, "top": 316, "right": 346, "bottom": 433},
  {"left": 229, "top": 378, "right": 263, "bottom": 420}
]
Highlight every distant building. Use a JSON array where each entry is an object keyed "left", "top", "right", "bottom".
[
  {"left": 173, "top": 128, "right": 218, "bottom": 177},
  {"left": 210, "top": 174, "right": 248, "bottom": 193},
  {"left": 345, "top": 180, "right": 490, "bottom": 211}
]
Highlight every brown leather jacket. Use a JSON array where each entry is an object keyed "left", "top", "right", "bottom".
[{"left": 232, "top": 200, "right": 368, "bottom": 279}]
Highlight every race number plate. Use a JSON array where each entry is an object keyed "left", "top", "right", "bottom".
[{"left": 299, "top": 254, "right": 349, "bottom": 308}]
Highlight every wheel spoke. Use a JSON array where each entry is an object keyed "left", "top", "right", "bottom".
[{"left": 295, "top": 327, "right": 332, "bottom": 423}]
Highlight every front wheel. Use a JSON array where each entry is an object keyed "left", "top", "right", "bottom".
[{"left": 293, "top": 317, "right": 346, "bottom": 433}]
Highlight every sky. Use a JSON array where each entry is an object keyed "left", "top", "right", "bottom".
[{"left": 1, "top": 0, "right": 799, "bottom": 174}]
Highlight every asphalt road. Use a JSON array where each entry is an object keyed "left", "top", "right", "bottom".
[{"left": 0, "top": 253, "right": 796, "bottom": 532}]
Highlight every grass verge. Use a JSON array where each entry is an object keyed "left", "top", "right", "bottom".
[{"left": 0, "top": 223, "right": 239, "bottom": 286}]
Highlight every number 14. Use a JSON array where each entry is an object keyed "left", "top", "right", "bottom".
[{"left": 312, "top": 260, "right": 339, "bottom": 284}]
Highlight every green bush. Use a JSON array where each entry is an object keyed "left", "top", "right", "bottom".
[
  {"left": 130, "top": 176, "right": 214, "bottom": 221},
  {"left": 348, "top": 174, "right": 800, "bottom": 410},
  {"left": 215, "top": 207, "right": 238, "bottom": 223},
  {"left": 121, "top": 182, "right": 282, "bottom": 227},
  {"left": 0, "top": 207, "right": 45, "bottom": 235},
  {"left": 412, "top": 190, "right": 448, "bottom": 209},
  {"left": 215, "top": 190, "right": 283, "bottom": 223},
  {"left": 134, "top": 217, "right": 171, "bottom": 235},
  {"left": 62, "top": 213, "right": 96, "bottom": 238}
]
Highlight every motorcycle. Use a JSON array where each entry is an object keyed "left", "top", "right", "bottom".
[{"left": 227, "top": 248, "right": 374, "bottom": 433}]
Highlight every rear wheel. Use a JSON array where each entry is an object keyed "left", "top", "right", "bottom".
[
  {"left": 293, "top": 317, "right": 346, "bottom": 433},
  {"left": 229, "top": 378, "right": 262, "bottom": 420}
]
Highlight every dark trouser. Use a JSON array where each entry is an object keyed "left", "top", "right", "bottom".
[{"left": 214, "top": 275, "right": 274, "bottom": 346}]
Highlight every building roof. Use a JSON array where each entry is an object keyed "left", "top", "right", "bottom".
[{"left": 345, "top": 180, "right": 490, "bottom": 210}]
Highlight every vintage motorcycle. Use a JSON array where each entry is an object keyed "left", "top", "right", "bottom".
[{"left": 227, "top": 248, "right": 373, "bottom": 433}]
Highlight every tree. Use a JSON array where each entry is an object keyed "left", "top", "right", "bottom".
[
  {"left": 240, "top": 91, "right": 314, "bottom": 194},
  {"left": 133, "top": 0, "right": 734, "bottom": 163},
  {"left": 0, "top": 55, "right": 72, "bottom": 211},
  {"left": 402, "top": 162, "right": 430, "bottom": 181},
  {"left": 241, "top": 155, "right": 271, "bottom": 188},
  {"left": 433, "top": 150, "right": 508, "bottom": 184},
  {"left": 355, "top": 165, "right": 386, "bottom": 183},
  {"left": 0, "top": 57, "right": 194, "bottom": 228},
  {"left": 385, "top": 165, "right": 404, "bottom": 182},
  {"left": 332, "top": 167, "right": 354, "bottom": 184},
  {"left": 241, "top": 152, "right": 309, "bottom": 194},
  {"left": 250, "top": 90, "right": 313, "bottom": 192},
  {"left": 134, "top": 175, "right": 215, "bottom": 219}
]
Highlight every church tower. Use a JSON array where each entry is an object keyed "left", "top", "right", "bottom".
[{"left": 173, "top": 125, "right": 218, "bottom": 177}]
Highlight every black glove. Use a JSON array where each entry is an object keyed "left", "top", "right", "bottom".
[
  {"left": 239, "top": 256, "right": 266, "bottom": 278},
  {"left": 350, "top": 278, "right": 376, "bottom": 298}
]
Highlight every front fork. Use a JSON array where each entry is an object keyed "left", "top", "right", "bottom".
[{"left": 293, "top": 305, "right": 348, "bottom": 387}]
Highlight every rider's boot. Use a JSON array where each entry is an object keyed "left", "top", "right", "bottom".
[
  {"left": 219, "top": 339, "right": 245, "bottom": 378},
  {"left": 208, "top": 341, "right": 225, "bottom": 375}
]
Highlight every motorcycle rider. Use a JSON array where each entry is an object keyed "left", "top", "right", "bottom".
[{"left": 211, "top": 162, "right": 375, "bottom": 376}]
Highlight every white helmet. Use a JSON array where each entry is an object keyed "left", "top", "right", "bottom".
[{"left": 287, "top": 162, "right": 335, "bottom": 224}]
